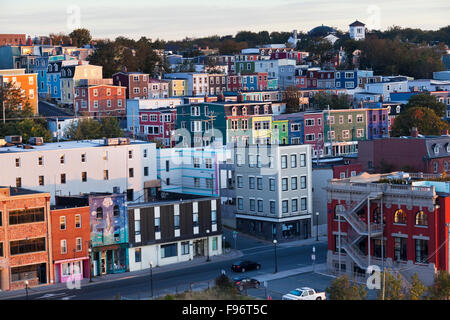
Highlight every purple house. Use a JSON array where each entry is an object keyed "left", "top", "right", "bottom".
[{"left": 366, "top": 107, "right": 390, "bottom": 139}]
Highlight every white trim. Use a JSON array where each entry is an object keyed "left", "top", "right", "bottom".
[
  {"left": 412, "top": 235, "right": 430, "bottom": 240},
  {"left": 235, "top": 214, "right": 311, "bottom": 223},
  {"left": 392, "top": 232, "right": 408, "bottom": 238}
]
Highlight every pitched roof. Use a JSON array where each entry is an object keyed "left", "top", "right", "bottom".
[{"left": 349, "top": 20, "right": 365, "bottom": 27}]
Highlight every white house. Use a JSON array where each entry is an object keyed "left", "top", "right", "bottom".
[
  {"left": 0, "top": 139, "right": 157, "bottom": 204},
  {"left": 364, "top": 78, "right": 409, "bottom": 101},
  {"left": 349, "top": 21, "right": 366, "bottom": 41}
]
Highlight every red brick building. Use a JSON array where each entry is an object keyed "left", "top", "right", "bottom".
[
  {"left": 74, "top": 84, "right": 126, "bottom": 118},
  {"left": 326, "top": 173, "right": 450, "bottom": 286},
  {"left": 356, "top": 135, "right": 450, "bottom": 174},
  {"left": 113, "top": 71, "right": 149, "bottom": 99},
  {"left": 50, "top": 204, "right": 91, "bottom": 284},
  {"left": 0, "top": 187, "right": 54, "bottom": 291},
  {"left": 139, "top": 108, "right": 177, "bottom": 147}
]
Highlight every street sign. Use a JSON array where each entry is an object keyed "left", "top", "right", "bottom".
[{"left": 232, "top": 231, "right": 238, "bottom": 239}]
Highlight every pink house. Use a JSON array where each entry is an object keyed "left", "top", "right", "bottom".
[{"left": 303, "top": 112, "right": 324, "bottom": 157}]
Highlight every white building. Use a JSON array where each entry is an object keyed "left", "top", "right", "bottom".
[
  {"left": 255, "top": 59, "right": 296, "bottom": 81},
  {"left": 349, "top": 20, "right": 366, "bottom": 41},
  {"left": 364, "top": 78, "right": 409, "bottom": 102},
  {"left": 0, "top": 139, "right": 157, "bottom": 204}
]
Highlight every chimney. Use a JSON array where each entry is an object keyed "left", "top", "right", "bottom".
[{"left": 411, "top": 127, "right": 419, "bottom": 138}]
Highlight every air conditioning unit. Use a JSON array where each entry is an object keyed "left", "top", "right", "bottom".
[{"left": 29, "top": 137, "right": 44, "bottom": 146}]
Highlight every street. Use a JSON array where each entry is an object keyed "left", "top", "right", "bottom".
[{"left": 3, "top": 229, "right": 328, "bottom": 300}]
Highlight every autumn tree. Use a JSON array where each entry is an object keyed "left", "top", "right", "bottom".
[
  {"left": 390, "top": 107, "right": 449, "bottom": 137},
  {"left": 408, "top": 273, "right": 427, "bottom": 300},
  {"left": 69, "top": 28, "right": 92, "bottom": 47},
  {"left": 428, "top": 271, "right": 450, "bottom": 300},
  {"left": 405, "top": 93, "right": 446, "bottom": 118},
  {"left": 325, "top": 275, "right": 367, "bottom": 300},
  {"left": 378, "top": 269, "right": 406, "bottom": 300}
]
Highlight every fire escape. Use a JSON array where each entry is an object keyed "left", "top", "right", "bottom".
[{"left": 338, "top": 192, "right": 384, "bottom": 270}]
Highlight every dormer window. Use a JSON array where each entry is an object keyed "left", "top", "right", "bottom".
[
  {"left": 232, "top": 107, "right": 237, "bottom": 116},
  {"left": 447, "top": 144, "right": 450, "bottom": 153},
  {"left": 48, "top": 65, "right": 52, "bottom": 72},
  {"left": 396, "top": 106, "right": 401, "bottom": 114},
  {"left": 434, "top": 145, "right": 440, "bottom": 154},
  {"left": 62, "top": 70, "right": 66, "bottom": 77},
  {"left": 254, "top": 106, "right": 259, "bottom": 115},
  {"left": 68, "top": 70, "right": 71, "bottom": 76},
  {"left": 242, "top": 107, "right": 247, "bottom": 116}
]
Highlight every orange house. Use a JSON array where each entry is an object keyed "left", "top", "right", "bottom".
[
  {"left": 0, "top": 69, "right": 38, "bottom": 114},
  {"left": 0, "top": 187, "right": 54, "bottom": 291},
  {"left": 50, "top": 204, "right": 91, "bottom": 283}
]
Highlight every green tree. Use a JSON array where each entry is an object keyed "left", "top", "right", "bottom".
[
  {"left": 405, "top": 94, "right": 446, "bottom": 118},
  {"left": 214, "top": 274, "right": 237, "bottom": 294},
  {"left": 69, "top": 28, "right": 92, "bottom": 47},
  {"left": 390, "top": 107, "right": 449, "bottom": 137},
  {"left": 408, "top": 273, "right": 427, "bottom": 300},
  {"left": 100, "top": 117, "right": 123, "bottom": 138},
  {"left": 428, "top": 271, "right": 450, "bottom": 300},
  {"left": 66, "top": 118, "right": 102, "bottom": 140},
  {"left": 284, "top": 86, "right": 302, "bottom": 113},
  {"left": 378, "top": 269, "right": 405, "bottom": 300},
  {"left": 325, "top": 275, "right": 367, "bottom": 300}
]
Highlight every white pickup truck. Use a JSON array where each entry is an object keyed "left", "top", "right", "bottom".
[{"left": 282, "top": 287, "right": 326, "bottom": 300}]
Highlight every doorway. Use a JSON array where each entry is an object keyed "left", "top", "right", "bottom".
[
  {"left": 193, "top": 240, "right": 205, "bottom": 257},
  {"left": 101, "top": 252, "right": 107, "bottom": 275},
  {"left": 38, "top": 263, "right": 47, "bottom": 284}
]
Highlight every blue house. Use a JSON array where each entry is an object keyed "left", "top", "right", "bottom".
[
  {"left": 274, "top": 113, "right": 304, "bottom": 144},
  {"left": 242, "top": 74, "right": 258, "bottom": 91},
  {"left": 335, "top": 70, "right": 358, "bottom": 89},
  {"left": 47, "top": 61, "right": 63, "bottom": 101}
]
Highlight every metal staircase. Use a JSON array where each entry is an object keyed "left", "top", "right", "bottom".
[{"left": 338, "top": 192, "right": 384, "bottom": 270}]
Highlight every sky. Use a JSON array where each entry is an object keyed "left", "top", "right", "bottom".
[{"left": 0, "top": 0, "right": 449, "bottom": 41}]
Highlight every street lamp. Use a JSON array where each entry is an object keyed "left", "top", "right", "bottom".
[
  {"left": 222, "top": 235, "right": 226, "bottom": 252},
  {"left": 206, "top": 229, "right": 211, "bottom": 262},
  {"left": 25, "top": 280, "right": 29, "bottom": 300},
  {"left": 150, "top": 261, "right": 153, "bottom": 298},
  {"left": 273, "top": 239, "right": 278, "bottom": 274},
  {"left": 316, "top": 212, "right": 319, "bottom": 241}
]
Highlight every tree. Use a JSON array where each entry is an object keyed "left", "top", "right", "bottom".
[
  {"left": 69, "top": 28, "right": 92, "bottom": 47},
  {"left": 49, "top": 32, "right": 71, "bottom": 45},
  {"left": 378, "top": 269, "right": 405, "bottom": 300},
  {"left": 214, "top": 274, "right": 236, "bottom": 294},
  {"left": 405, "top": 94, "right": 446, "bottom": 118},
  {"left": 65, "top": 118, "right": 101, "bottom": 140},
  {"left": 325, "top": 275, "right": 367, "bottom": 300},
  {"left": 408, "top": 273, "right": 427, "bottom": 300},
  {"left": 390, "top": 107, "right": 449, "bottom": 137},
  {"left": 100, "top": 117, "right": 123, "bottom": 138},
  {"left": 284, "top": 86, "right": 301, "bottom": 113},
  {"left": 428, "top": 271, "right": 450, "bottom": 300},
  {"left": 310, "top": 92, "right": 350, "bottom": 110}
]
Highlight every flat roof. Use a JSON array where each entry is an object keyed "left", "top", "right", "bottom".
[
  {"left": 0, "top": 186, "right": 47, "bottom": 196},
  {"left": 0, "top": 139, "right": 153, "bottom": 154},
  {"left": 127, "top": 196, "right": 218, "bottom": 208}
]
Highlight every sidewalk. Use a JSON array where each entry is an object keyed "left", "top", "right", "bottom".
[
  {"left": 254, "top": 263, "right": 327, "bottom": 282},
  {"left": 0, "top": 249, "right": 244, "bottom": 299}
]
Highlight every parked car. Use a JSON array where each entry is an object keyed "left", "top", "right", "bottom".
[
  {"left": 282, "top": 287, "right": 326, "bottom": 300},
  {"left": 232, "top": 277, "right": 260, "bottom": 291},
  {"left": 231, "top": 260, "right": 261, "bottom": 273}
]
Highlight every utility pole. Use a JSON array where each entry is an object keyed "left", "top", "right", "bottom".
[{"left": 2, "top": 100, "right": 5, "bottom": 124}]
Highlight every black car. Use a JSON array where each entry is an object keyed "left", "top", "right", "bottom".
[
  {"left": 231, "top": 260, "right": 261, "bottom": 273},
  {"left": 232, "top": 277, "right": 260, "bottom": 291}
]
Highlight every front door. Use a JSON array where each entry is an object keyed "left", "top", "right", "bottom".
[{"left": 101, "top": 252, "right": 107, "bottom": 275}]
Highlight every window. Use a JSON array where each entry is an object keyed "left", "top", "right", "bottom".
[
  {"left": 16, "top": 177, "right": 21, "bottom": 188},
  {"left": 193, "top": 213, "right": 199, "bottom": 227},
  {"left": 15, "top": 158, "right": 20, "bottom": 167},
  {"left": 10, "top": 238, "right": 46, "bottom": 256},
  {"left": 270, "top": 201, "right": 276, "bottom": 214},
  {"left": 212, "top": 237, "right": 218, "bottom": 251},
  {"left": 129, "top": 168, "right": 134, "bottom": 178},
  {"left": 181, "top": 242, "right": 190, "bottom": 255},
  {"left": 237, "top": 176, "right": 243, "bottom": 188},
  {"left": 237, "top": 198, "right": 243, "bottom": 210},
  {"left": 39, "top": 175, "right": 45, "bottom": 186},
  {"left": 0, "top": 242, "right": 2, "bottom": 257},
  {"left": 394, "top": 209, "right": 407, "bottom": 225},
  {"left": 292, "top": 199, "right": 298, "bottom": 212},
  {"left": 60, "top": 155, "right": 65, "bottom": 164},
  {"left": 282, "top": 200, "right": 288, "bottom": 213},
  {"left": 257, "top": 200, "right": 263, "bottom": 212},
  {"left": 155, "top": 217, "right": 161, "bottom": 232},
  {"left": 81, "top": 153, "right": 86, "bottom": 162},
  {"left": 300, "top": 154, "right": 306, "bottom": 167},
  {"left": 249, "top": 177, "right": 255, "bottom": 189},
  {"left": 281, "top": 155, "right": 287, "bottom": 169},
  {"left": 305, "top": 119, "right": 314, "bottom": 126},
  {"left": 282, "top": 178, "right": 288, "bottom": 191},
  {"left": 135, "top": 248, "right": 142, "bottom": 262},
  {"left": 113, "top": 205, "right": 120, "bottom": 217},
  {"left": 348, "top": 115, "right": 352, "bottom": 123},
  {"left": 76, "top": 238, "right": 82, "bottom": 252},
  {"left": 394, "top": 237, "right": 407, "bottom": 261},
  {"left": 342, "top": 130, "right": 350, "bottom": 139},
  {"left": 60, "top": 173, "right": 66, "bottom": 184},
  {"left": 144, "top": 167, "right": 149, "bottom": 177},
  {"left": 9, "top": 207, "right": 45, "bottom": 225},
  {"left": 257, "top": 177, "right": 263, "bottom": 190},
  {"left": 194, "top": 178, "right": 200, "bottom": 188},
  {"left": 415, "top": 211, "right": 428, "bottom": 226},
  {"left": 291, "top": 177, "right": 298, "bottom": 190},
  {"left": 269, "top": 179, "right": 276, "bottom": 191},
  {"left": 305, "top": 134, "right": 315, "bottom": 142},
  {"left": 38, "top": 156, "right": 44, "bottom": 166},
  {"left": 161, "top": 244, "right": 177, "bottom": 258},
  {"left": 174, "top": 215, "right": 180, "bottom": 229},
  {"left": 290, "top": 155, "right": 297, "bottom": 168},
  {"left": 61, "top": 239, "right": 67, "bottom": 254},
  {"left": 82, "top": 172, "right": 87, "bottom": 182},
  {"left": 301, "top": 198, "right": 307, "bottom": 211},
  {"left": 75, "top": 215, "right": 81, "bottom": 228},
  {"left": 60, "top": 216, "right": 66, "bottom": 230},
  {"left": 300, "top": 176, "right": 307, "bottom": 189},
  {"left": 250, "top": 199, "right": 256, "bottom": 211},
  {"left": 96, "top": 207, "right": 103, "bottom": 219},
  {"left": 129, "top": 150, "right": 133, "bottom": 159},
  {"left": 415, "top": 239, "right": 428, "bottom": 263}
]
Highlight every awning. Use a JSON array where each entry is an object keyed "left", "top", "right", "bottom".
[{"left": 54, "top": 256, "right": 89, "bottom": 264}]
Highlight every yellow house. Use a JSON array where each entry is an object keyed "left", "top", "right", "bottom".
[
  {"left": 168, "top": 79, "right": 187, "bottom": 97},
  {"left": 0, "top": 69, "right": 38, "bottom": 114},
  {"left": 252, "top": 115, "right": 272, "bottom": 144},
  {"left": 60, "top": 63, "right": 103, "bottom": 106}
]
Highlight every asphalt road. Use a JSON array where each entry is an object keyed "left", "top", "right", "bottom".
[
  {"left": 6, "top": 230, "right": 328, "bottom": 300},
  {"left": 38, "top": 101, "right": 73, "bottom": 117}
]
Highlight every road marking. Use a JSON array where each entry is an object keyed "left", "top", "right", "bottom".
[
  {"left": 61, "top": 295, "right": 76, "bottom": 300},
  {"left": 35, "top": 293, "right": 67, "bottom": 299}
]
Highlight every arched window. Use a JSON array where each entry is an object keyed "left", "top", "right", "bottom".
[
  {"left": 242, "top": 107, "right": 247, "bottom": 116},
  {"left": 67, "top": 69, "right": 72, "bottom": 77},
  {"left": 415, "top": 211, "right": 428, "bottom": 226},
  {"left": 96, "top": 207, "right": 103, "bottom": 219},
  {"left": 61, "top": 69, "right": 66, "bottom": 77},
  {"left": 394, "top": 209, "right": 407, "bottom": 224},
  {"left": 254, "top": 106, "right": 259, "bottom": 115},
  {"left": 232, "top": 107, "right": 237, "bottom": 116},
  {"left": 113, "top": 205, "right": 120, "bottom": 217},
  {"left": 48, "top": 65, "right": 52, "bottom": 72},
  {"left": 334, "top": 204, "right": 345, "bottom": 220}
]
